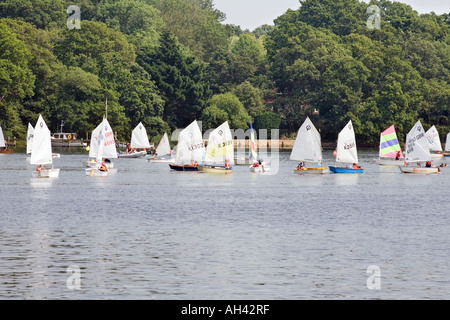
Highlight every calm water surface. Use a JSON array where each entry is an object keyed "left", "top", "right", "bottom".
[{"left": 0, "top": 149, "right": 449, "bottom": 299}]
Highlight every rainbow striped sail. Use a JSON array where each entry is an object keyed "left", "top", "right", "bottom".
[
  {"left": 379, "top": 125, "right": 404, "bottom": 158},
  {"left": 250, "top": 123, "right": 258, "bottom": 162}
]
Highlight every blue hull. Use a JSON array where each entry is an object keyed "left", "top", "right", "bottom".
[
  {"left": 329, "top": 166, "right": 363, "bottom": 174},
  {"left": 444, "top": 153, "right": 450, "bottom": 158}
]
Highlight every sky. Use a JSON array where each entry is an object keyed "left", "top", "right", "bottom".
[{"left": 213, "top": 0, "right": 450, "bottom": 31}]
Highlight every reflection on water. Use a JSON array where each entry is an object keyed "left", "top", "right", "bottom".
[{"left": 0, "top": 150, "right": 450, "bottom": 299}]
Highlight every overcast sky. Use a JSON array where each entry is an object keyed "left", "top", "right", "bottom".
[{"left": 213, "top": 0, "right": 450, "bottom": 31}]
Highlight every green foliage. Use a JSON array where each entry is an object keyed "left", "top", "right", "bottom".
[
  {"left": 202, "top": 93, "right": 251, "bottom": 130},
  {"left": 254, "top": 112, "right": 281, "bottom": 139}
]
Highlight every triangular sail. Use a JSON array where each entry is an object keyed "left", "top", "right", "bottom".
[
  {"left": 379, "top": 125, "right": 403, "bottom": 158},
  {"left": 30, "top": 115, "right": 53, "bottom": 165},
  {"left": 130, "top": 122, "right": 151, "bottom": 149},
  {"left": 27, "top": 123, "right": 34, "bottom": 154},
  {"left": 205, "top": 121, "right": 234, "bottom": 164},
  {"left": 175, "top": 120, "right": 205, "bottom": 163},
  {"left": 88, "top": 122, "right": 103, "bottom": 158},
  {"left": 250, "top": 123, "right": 258, "bottom": 162},
  {"left": 88, "top": 118, "right": 117, "bottom": 159},
  {"left": 425, "top": 125, "right": 442, "bottom": 152},
  {"left": 156, "top": 133, "right": 172, "bottom": 157},
  {"left": 404, "top": 120, "right": 431, "bottom": 162},
  {"left": 336, "top": 120, "right": 358, "bottom": 164},
  {"left": 0, "top": 125, "right": 5, "bottom": 148},
  {"left": 289, "top": 117, "right": 322, "bottom": 163}
]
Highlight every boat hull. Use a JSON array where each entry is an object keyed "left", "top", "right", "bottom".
[
  {"left": 443, "top": 153, "right": 450, "bottom": 158},
  {"left": 117, "top": 151, "right": 147, "bottom": 158},
  {"left": 329, "top": 166, "right": 363, "bottom": 174},
  {"left": 32, "top": 168, "right": 60, "bottom": 178},
  {"left": 430, "top": 153, "right": 443, "bottom": 159},
  {"left": 83, "top": 160, "right": 114, "bottom": 169},
  {"left": 148, "top": 158, "right": 175, "bottom": 163},
  {"left": 85, "top": 168, "right": 109, "bottom": 176},
  {"left": 0, "top": 149, "right": 14, "bottom": 154},
  {"left": 375, "top": 158, "right": 405, "bottom": 166},
  {"left": 169, "top": 164, "right": 199, "bottom": 171},
  {"left": 294, "top": 167, "right": 329, "bottom": 174},
  {"left": 51, "top": 140, "right": 87, "bottom": 148},
  {"left": 197, "top": 165, "right": 232, "bottom": 173},
  {"left": 400, "top": 166, "right": 440, "bottom": 174}
]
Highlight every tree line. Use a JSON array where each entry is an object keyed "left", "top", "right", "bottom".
[{"left": 0, "top": 0, "right": 449, "bottom": 146}]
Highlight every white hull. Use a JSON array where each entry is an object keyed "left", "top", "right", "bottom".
[
  {"left": 83, "top": 160, "right": 114, "bottom": 169},
  {"left": 32, "top": 168, "right": 60, "bottom": 178},
  {"left": 118, "top": 151, "right": 147, "bottom": 158},
  {"left": 148, "top": 157, "right": 175, "bottom": 163},
  {"left": 375, "top": 158, "right": 405, "bottom": 166},
  {"left": 400, "top": 166, "right": 440, "bottom": 174},
  {"left": 85, "top": 168, "right": 109, "bottom": 177},
  {"left": 430, "top": 153, "right": 443, "bottom": 158}
]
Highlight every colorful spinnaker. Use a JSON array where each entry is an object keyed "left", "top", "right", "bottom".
[{"left": 379, "top": 125, "right": 403, "bottom": 158}]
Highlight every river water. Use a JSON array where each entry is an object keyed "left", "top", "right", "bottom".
[{"left": 0, "top": 149, "right": 449, "bottom": 300}]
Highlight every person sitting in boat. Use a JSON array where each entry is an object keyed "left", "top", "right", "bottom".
[
  {"left": 125, "top": 143, "right": 133, "bottom": 154},
  {"left": 225, "top": 159, "right": 231, "bottom": 169},
  {"left": 102, "top": 158, "right": 111, "bottom": 163},
  {"left": 297, "top": 162, "right": 305, "bottom": 170},
  {"left": 426, "top": 161, "right": 432, "bottom": 168},
  {"left": 352, "top": 163, "right": 360, "bottom": 169},
  {"left": 252, "top": 160, "right": 260, "bottom": 168},
  {"left": 36, "top": 164, "right": 45, "bottom": 177},
  {"left": 99, "top": 161, "right": 108, "bottom": 172},
  {"left": 395, "top": 151, "right": 401, "bottom": 160},
  {"left": 440, "top": 163, "right": 448, "bottom": 167}
]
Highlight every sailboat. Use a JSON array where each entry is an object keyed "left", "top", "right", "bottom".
[
  {"left": 329, "top": 120, "right": 363, "bottom": 173},
  {"left": 375, "top": 125, "right": 404, "bottom": 166},
  {"left": 400, "top": 120, "right": 440, "bottom": 174},
  {"left": 26, "top": 123, "right": 59, "bottom": 161},
  {"left": 290, "top": 117, "right": 329, "bottom": 174},
  {"left": 444, "top": 133, "right": 450, "bottom": 157},
  {"left": 148, "top": 132, "right": 175, "bottom": 163},
  {"left": 169, "top": 120, "right": 205, "bottom": 171},
  {"left": 30, "top": 115, "right": 60, "bottom": 178},
  {"left": 248, "top": 123, "right": 270, "bottom": 173},
  {"left": 118, "top": 122, "right": 151, "bottom": 158},
  {"left": 425, "top": 125, "right": 443, "bottom": 158},
  {"left": 0, "top": 125, "right": 13, "bottom": 154},
  {"left": 85, "top": 118, "right": 117, "bottom": 176},
  {"left": 197, "top": 121, "right": 234, "bottom": 173}
]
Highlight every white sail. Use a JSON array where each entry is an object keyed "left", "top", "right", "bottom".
[
  {"left": 205, "top": 121, "right": 234, "bottom": 164},
  {"left": 425, "top": 125, "right": 442, "bottom": 152},
  {"left": 88, "top": 122, "right": 103, "bottom": 158},
  {"left": 0, "top": 125, "right": 5, "bottom": 148},
  {"left": 30, "top": 115, "right": 53, "bottom": 165},
  {"left": 175, "top": 120, "right": 205, "bottom": 163},
  {"left": 88, "top": 118, "right": 117, "bottom": 159},
  {"left": 130, "top": 122, "right": 151, "bottom": 149},
  {"left": 289, "top": 117, "right": 322, "bottom": 163},
  {"left": 446, "top": 133, "right": 450, "bottom": 152},
  {"left": 404, "top": 120, "right": 431, "bottom": 162},
  {"left": 336, "top": 120, "right": 358, "bottom": 164},
  {"left": 26, "top": 123, "right": 34, "bottom": 154},
  {"left": 156, "top": 132, "right": 171, "bottom": 156}
]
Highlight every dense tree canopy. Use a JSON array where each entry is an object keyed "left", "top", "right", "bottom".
[{"left": 0, "top": 0, "right": 448, "bottom": 146}]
